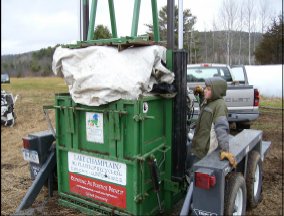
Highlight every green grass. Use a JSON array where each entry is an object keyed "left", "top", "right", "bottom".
[
  {"left": 1, "top": 77, "right": 69, "bottom": 105},
  {"left": 1, "top": 77, "right": 68, "bottom": 92},
  {"left": 1, "top": 78, "right": 282, "bottom": 109},
  {"left": 260, "top": 96, "right": 282, "bottom": 109}
]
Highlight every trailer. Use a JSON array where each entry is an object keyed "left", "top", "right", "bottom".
[{"left": 16, "top": 1, "right": 271, "bottom": 215}]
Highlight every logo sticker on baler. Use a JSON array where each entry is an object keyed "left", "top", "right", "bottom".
[
  {"left": 86, "top": 112, "right": 104, "bottom": 143},
  {"left": 69, "top": 172, "right": 126, "bottom": 209},
  {"left": 68, "top": 152, "right": 127, "bottom": 185}
]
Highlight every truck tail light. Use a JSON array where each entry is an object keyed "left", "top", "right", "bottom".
[
  {"left": 254, "top": 89, "right": 260, "bottom": 107},
  {"left": 22, "top": 137, "right": 30, "bottom": 149},
  {"left": 201, "top": 63, "right": 211, "bottom": 67},
  {"left": 195, "top": 172, "right": 216, "bottom": 190}
]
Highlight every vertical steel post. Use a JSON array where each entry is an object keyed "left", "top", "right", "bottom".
[
  {"left": 79, "top": 0, "right": 82, "bottom": 41},
  {"left": 151, "top": 0, "right": 160, "bottom": 42},
  {"left": 108, "top": 0, "right": 117, "bottom": 38},
  {"left": 82, "top": 0, "right": 89, "bottom": 41},
  {"left": 131, "top": 0, "right": 141, "bottom": 37},
  {"left": 178, "top": 0, "right": 183, "bottom": 49},
  {"left": 167, "top": 0, "right": 174, "bottom": 49},
  {"left": 172, "top": 50, "right": 188, "bottom": 181},
  {"left": 87, "top": 0, "right": 98, "bottom": 40}
]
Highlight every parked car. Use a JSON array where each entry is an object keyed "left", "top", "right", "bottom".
[
  {"left": 1, "top": 73, "right": 10, "bottom": 83},
  {"left": 187, "top": 63, "right": 259, "bottom": 131}
]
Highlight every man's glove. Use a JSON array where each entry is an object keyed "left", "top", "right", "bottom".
[
  {"left": 220, "top": 151, "right": 237, "bottom": 168},
  {"left": 193, "top": 85, "right": 204, "bottom": 96}
]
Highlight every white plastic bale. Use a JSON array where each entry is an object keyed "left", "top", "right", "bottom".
[{"left": 52, "top": 45, "right": 174, "bottom": 106}]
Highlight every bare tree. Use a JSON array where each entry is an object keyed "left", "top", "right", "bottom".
[
  {"left": 244, "top": 0, "right": 255, "bottom": 65},
  {"left": 237, "top": 3, "right": 244, "bottom": 64},
  {"left": 219, "top": 0, "right": 239, "bottom": 65},
  {"left": 259, "top": 0, "right": 271, "bottom": 34},
  {"left": 212, "top": 17, "right": 218, "bottom": 62},
  {"left": 204, "top": 24, "right": 208, "bottom": 62},
  {"left": 252, "top": 12, "right": 258, "bottom": 55}
]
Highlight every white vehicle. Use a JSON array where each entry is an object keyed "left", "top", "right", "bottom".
[
  {"left": 1, "top": 90, "right": 18, "bottom": 127},
  {"left": 187, "top": 64, "right": 260, "bottom": 131}
]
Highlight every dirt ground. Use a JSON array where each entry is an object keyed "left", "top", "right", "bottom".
[{"left": 1, "top": 92, "right": 283, "bottom": 215}]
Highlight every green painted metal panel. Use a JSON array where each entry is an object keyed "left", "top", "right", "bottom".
[{"left": 55, "top": 93, "right": 181, "bottom": 215}]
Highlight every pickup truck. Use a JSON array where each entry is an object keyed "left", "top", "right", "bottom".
[{"left": 187, "top": 64, "right": 259, "bottom": 131}]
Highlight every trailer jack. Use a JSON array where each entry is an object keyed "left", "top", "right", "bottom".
[{"left": 15, "top": 146, "right": 56, "bottom": 213}]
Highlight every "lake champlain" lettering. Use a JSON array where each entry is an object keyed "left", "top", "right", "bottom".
[{"left": 68, "top": 152, "right": 127, "bottom": 185}]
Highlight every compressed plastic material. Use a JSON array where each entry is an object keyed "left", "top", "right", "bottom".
[
  {"left": 52, "top": 45, "right": 174, "bottom": 106},
  {"left": 1, "top": 90, "right": 18, "bottom": 127}
]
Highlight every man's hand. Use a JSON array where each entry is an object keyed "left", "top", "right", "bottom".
[
  {"left": 193, "top": 85, "right": 204, "bottom": 96},
  {"left": 220, "top": 151, "right": 237, "bottom": 168}
]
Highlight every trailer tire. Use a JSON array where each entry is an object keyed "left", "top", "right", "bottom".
[
  {"left": 246, "top": 151, "right": 263, "bottom": 208},
  {"left": 224, "top": 173, "right": 247, "bottom": 216}
]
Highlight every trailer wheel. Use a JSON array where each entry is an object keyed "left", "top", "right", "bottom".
[
  {"left": 246, "top": 151, "right": 263, "bottom": 208},
  {"left": 224, "top": 173, "right": 247, "bottom": 216}
]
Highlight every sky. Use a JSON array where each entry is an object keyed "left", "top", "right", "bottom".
[{"left": 1, "top": 0, "right": 282, "bottom": 55}]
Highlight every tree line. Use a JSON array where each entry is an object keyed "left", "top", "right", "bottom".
[{"left": 1, "top": 0, "right": 281, "bottom": 77}]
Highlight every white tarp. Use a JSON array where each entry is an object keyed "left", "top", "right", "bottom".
[{"left": 52, "top": 45, "right": 174, "bottom": 106}]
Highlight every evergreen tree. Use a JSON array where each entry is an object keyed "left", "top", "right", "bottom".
[
  {"left": 145, "top": 5, "right": 197, "bottom": 62},
  {"left": 93, "top": 25, "right": 112, "bottom": 40},
  {"left": 255, "top": 15, "right": 283, "bottom": 64}
]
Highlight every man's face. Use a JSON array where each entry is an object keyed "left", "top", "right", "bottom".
[{"left": 204, "top": 86, "right": 212, "bottom": 99}]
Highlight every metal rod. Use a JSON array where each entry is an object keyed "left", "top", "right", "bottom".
[
  {"left": 167, "top": 0, "right": 175, "bottom": 49},
  {"left": 131, "top": 0, "right": 141, "bottom": 37},
  {"left": 108, "top": 0, "right": 117, "bottom": 38},
  {"left": 43, "top": 109, "right": 56, "bottom": 138},
  {"left": 87, "top": 0, "right": 98, "bottom": 40},
  {"left": 82, "top": 0, "right": 89, "bottom": 41},
  {"left": 151, "top": 0, "right": 160, "bottom": 42},
  {"left": 178, "top": 0, "right": 183, "bottom": 49},
  {"left": 79, "top": 0, "right": 82, "bottom": 41},
  {"left": 156, "top": 193, "right": 162, "bottom": 211}
]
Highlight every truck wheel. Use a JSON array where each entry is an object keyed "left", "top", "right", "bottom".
[
  {"left": 246, "top": 151, "right": 263, "bottom": 208},
  {"left": 224, "top": 173, "right": 247, "bottom": 216},
  {"left": 236, "top": 122, "right": 250, "bottom": 131}
]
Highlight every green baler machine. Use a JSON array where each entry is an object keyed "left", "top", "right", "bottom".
[{"left": 54, "top": 0, "right": 187, "bottom": 215}]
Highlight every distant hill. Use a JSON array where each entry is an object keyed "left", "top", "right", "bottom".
[
  {"left": 1, "top": 46, "right": 56, "bottom": 77},
  {"left": 1, "top": 30, "right": 263, "bottom": 77}
]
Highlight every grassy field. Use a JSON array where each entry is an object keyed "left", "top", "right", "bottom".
[
  {"left": 260, "top": 96, "right": 282, "bottom": 109},
  {"left": 2, "top": 77, "right": 68, "bottom": 104},
  {"left": 1, "top": 77, "right": 283, "bottom": 215}
]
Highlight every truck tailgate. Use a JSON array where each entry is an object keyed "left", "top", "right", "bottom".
[{"left": 225, "top": 85, "right": 254, "bottom": 109}]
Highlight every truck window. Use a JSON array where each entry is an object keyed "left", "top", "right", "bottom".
[
  {"left": 231, "top": 67, "right": 245, "bottom": 83},
  {"left": 187, "top": 67, "right": 233, "bottom": 82}
]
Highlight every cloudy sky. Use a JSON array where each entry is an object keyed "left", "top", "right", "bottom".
[{"left": 1, "top": 0, "right": 282, "bottom": 55}]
